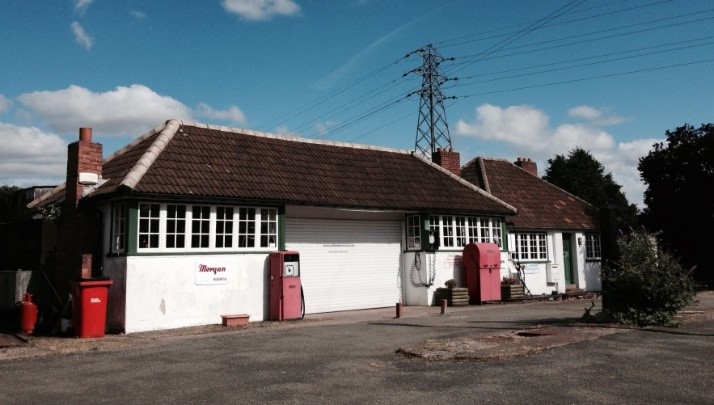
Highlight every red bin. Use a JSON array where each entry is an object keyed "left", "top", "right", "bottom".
[{"left": 71, "top": 278, "right": 113, "bottom": 338}]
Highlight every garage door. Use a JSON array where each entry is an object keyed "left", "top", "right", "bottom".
[{"left": 285, "top": 218, "right": 402, "bottom": 314}]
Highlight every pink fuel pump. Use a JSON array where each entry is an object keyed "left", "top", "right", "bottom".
[{"left": 269, "top": 251, "right": 304, "bottom": 321}]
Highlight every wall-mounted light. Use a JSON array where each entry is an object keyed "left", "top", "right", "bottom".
[{"left": 577, "top": 237, "right": 583, "bottom": 247}]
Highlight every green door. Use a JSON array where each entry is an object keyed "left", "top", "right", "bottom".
[{"left": 562, "top": 234, "right": 574, "bottom": 285}]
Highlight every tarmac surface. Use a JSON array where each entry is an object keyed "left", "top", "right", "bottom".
[{"left": 1, "top": 292, "right": 712, "bottom": 404}]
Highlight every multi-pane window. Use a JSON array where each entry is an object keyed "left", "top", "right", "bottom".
[
  {"left": 191, "top": 205, "right": 211, "bottom": 248},
  {"left": 215, "top": 207, "right": 234, "bottom": 248},
  {"left": 260, "top": 208, "right": 278, "bottom": 248},
  {"left": 405, "top": 215, "right": 421, "bottom": 250},
  {"left": 166, "top": 204, "right": 186, "bottom": 248},
  {"left": 132, "top": 203, "right": 278, "bottom": 252},
  {"left": 238, "top": 208, "right": 256, "bottom": 248},
  {"left": 455, "top": 216, "right": 467, "bottom": 247},
  {"left": 111, "top": 203, "right": 126, "bottom": 253},
  {"left": 442, "top": 216, "right": 455, "bottom": 247},
  {"left": 426, "top": 215, "right": 503, "bottom": 249},
  {"left": 586, "top": 234, "right": 601, "bottom": 260},
  {"left": 138, "top": 203, "right": 160, "bottom": 248},
  {"left": 513, "top": 233, "right": 548, "bottom": 261}
]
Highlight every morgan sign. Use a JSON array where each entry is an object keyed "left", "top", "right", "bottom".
[{"left": 195, "top": 259, "right": 229, "bottom": 285}]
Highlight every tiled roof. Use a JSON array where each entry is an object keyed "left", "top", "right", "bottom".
[
  {"left": 461, "top": 157, "right": 598, "bottom": 230},
  {"left": 84, "top": 120, "right": 515, "bottom": 215}
]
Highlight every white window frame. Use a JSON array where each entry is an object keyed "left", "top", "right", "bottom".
[
  {"left": 405, "top": 215, "right": 421, "bottom": 250},
  {"left": 585, "top": 233, "right": 601, "bottom": 260},
  {"left": 191, "top": 205, "right": 211, "bottom": 248},
  {"left": 260, "top": 208, "right": 278, "bottom": 248},
  {"left": 135, "top": 203, "right": 279, "bottom": 253},
  {"left": 215, "top": 206, "right": 234, "bottom": 248},
  {"left": 513, "top": 232, "right": 548, "bottom": 261},
  {"left": 428, "top": 215, "right": 503, "bottom": 250},
  {"left": 138, "top": 203, "right": 161, "bottom": 249},
  {"left": 165, "top": 204, "right": 187, "bottom": 249}
]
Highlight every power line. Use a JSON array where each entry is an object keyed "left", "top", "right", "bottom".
[
  {"left": 444, "top": 0, "right": 588, "bottom": 76},
  {"left": 255, "top": 55, "right": 409, "bottom": 132},
  {"left": 290, "top": 78, "right": 413, "bottom": 136},
  {"left": 285, "top": 1, "right": 713, "bottom": 144},
  {"left": 448, "top": 9, "right": 714, "bottom": 72},
  {"left": 447, "top": 36, "right": 714, "bottom": 88},
  {"left": 453, "top": 58, "right": 714, "bottom": 99},
  {"left": 438, "top": 0, "right": 674, "bottom": 50}
]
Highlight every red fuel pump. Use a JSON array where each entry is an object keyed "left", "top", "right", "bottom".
[
  {"left": 462, "top": 243, "right": 502, "bottom": 304},
  {"left": 269, "top": 251, "right": 304, "bottom": 321}
]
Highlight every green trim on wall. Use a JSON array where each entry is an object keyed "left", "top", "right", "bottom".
[
  {"left": 420, "top": 213, "right": 431, "bottom": 251},
  {"left": 126, "top": 202, "right": 138, "bottom": 255},
  {"left": 501, "top": 219, "right": 509, "bottom": 252},
  {"left": 278, "top": 205, "right": 286, "bottom": 251}
]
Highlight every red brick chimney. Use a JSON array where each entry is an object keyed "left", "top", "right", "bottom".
[
  {"left": 55, "top": 128, "right": 104, "bottom": 292},
  {"left": 514, "top": 157, "right": 537, "bottom": 176},
  {"left": 65, "top": 127, "right": 103, "bottom": 209},
  {"left": 433, "top": 148, "right": 461, "bottom": 176}
]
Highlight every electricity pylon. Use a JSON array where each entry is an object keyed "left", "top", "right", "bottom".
[{"left": 406, "top": 44, "right": 455, "bottom": 159}]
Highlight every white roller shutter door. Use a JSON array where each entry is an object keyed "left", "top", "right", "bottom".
[{"left": 285, "top": 218, "right": 402, "bottom": 314}]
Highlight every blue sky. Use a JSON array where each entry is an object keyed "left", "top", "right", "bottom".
[{"left": 1, "top": 0, "right": 713, "bottom": 208}]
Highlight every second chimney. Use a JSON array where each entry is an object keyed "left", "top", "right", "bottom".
[
  {"left": 433, "top": 148, "right": 461, "bottom": 176},
  {"left": 514, "top": 157, "right": 537, "bottom": 176}
]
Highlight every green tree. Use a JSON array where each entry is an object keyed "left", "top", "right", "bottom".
[
  {"left": 0, "top": 185, "right": 20, "bottom": 222},
  {"left": 543, "top": 148, "right": 638, "bottom": 228},
  {"left": 638, "top": 123, "right": 714, "bottom": 286}
]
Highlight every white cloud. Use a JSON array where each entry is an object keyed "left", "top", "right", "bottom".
[
  {"left": 315, "top": 120, "right": 339, "bottom": 136},
  {"left": 222, "top": 0, "right": 300, "bottom": 21},
  {"left": 0, "top": 94, "right": 11, "bottom": 114},
  {"left": 196, "top": 103, "right": 246, "bottom": 124},
  {"left": 18, "top": 84, "right": 193, "bottom": 136},
  {"left": 568, "top": 105, "right": 626, "bottom": 126},
  {"left": 131, "top": 10, "right": 147, "bottom": 19},
  {"left": 591, "top": 139, "right": 657, "bottom": 210},
  {"left": 273, "top": 125, "right": 298, "bottom": 136},
  {"left": 0, "top": 123, "right": 67, "bottom": 186},
  {"left": 456, "top": 103, "right": 655, "bottom": 207},
  {"left": 70, "top": 21, "right": 93, "bottom": 50},
  {"left": 551, "top": 124, "right": 615, "bottom": 152},
  {"left": 455, "top": 104, "right": 550, "bottom": 150},
  {"left": 74, "top": 0, "right": 94, "bottom": 12}
]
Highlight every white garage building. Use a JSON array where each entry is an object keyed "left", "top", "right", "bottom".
[{"left": 31, "top": 120, "right": 516, "bottom": 333}]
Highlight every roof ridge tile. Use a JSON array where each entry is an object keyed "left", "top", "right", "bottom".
[
  {"left": 120, "top": 120, "right": 181, "bottom": 190},
  {"left": 177, "top": 120, "right": 412, "bottom": 155}
]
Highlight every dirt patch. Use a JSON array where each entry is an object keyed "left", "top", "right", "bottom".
[{"left": 397, "top": 326, "right": 628, "bottom": 361}]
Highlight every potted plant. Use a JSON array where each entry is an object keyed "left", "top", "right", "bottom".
[
  {"left": 501, "top": 277, "right": 525, "bottom": 300},
  {"left": 434, "top": 279, "right": 469, "bottom": 306}
]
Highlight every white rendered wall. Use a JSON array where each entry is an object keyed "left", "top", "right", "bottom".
[
  {"left": 402, "top": 251, "right": 466, "bottom": 306},
  {"left": 582, "top": 261, "right": 602, "bottom": 291},
  {"left": 115, "top": 254, "right": 269, "bottom": 333}
]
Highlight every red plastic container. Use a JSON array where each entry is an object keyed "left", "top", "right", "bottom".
[{"left": 71, "top": 278, "right": 113, "bottom": 338}]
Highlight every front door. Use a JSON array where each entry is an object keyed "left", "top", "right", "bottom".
[{"left": 562, "top": 234, "right": 574, "bottom": 285}]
